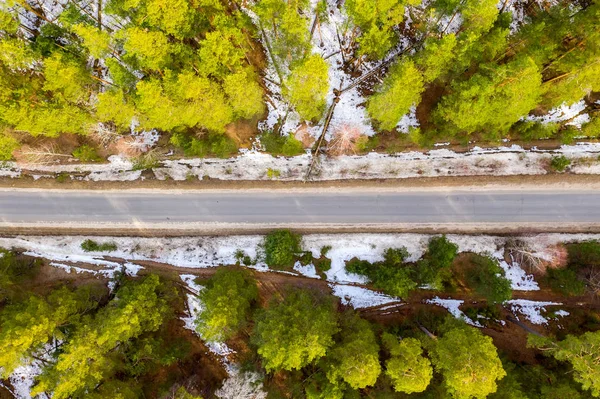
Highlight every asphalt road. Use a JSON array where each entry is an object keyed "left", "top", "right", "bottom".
[{"left": 0, "top": 189, "right": 598, "bottom": 232}]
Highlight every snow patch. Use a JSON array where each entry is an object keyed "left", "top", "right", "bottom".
[
  {"left": 506, "top": 299, "right": 562, "bottom": 325},
  {"left": 425, "top": 297, "right": 482, "bottom": 327},
  {"left": 330, "top": 284, "right": 401, "bottom": 309}
]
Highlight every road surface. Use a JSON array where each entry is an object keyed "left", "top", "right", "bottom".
[{"left": 0, "top": 188, "right": 599, "bottom": 234}]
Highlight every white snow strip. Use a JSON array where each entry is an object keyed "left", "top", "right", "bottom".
[
  {"left": 505, "top": 299, "right": 562, "bottom": 325},
  {"left": 293, "top": 261, "right": 320, "bottom": 279},
  {"left": 330, "top": 283, "right": 400, "bottom": 309},
  {"left": 425, "top": 297, "right": 482, "bottom": 327}
]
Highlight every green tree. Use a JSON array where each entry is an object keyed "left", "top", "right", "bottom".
[
  {"left": 72, "top": 24, "right": 111, "bottom": 59},
  {"left": 417, "top": 34, "right": 458, "bottom": 83},
  {"left": 345, "top": 0, "right": 407, "bottom": 59},
  {"left": 383, "top": 333, "right": 432, "bottom": 394},
  {"left": 434, "top": 56, "right": 542, "bottom": 139},
  {"left": 431, "top": 324, "right": 506, "bottom": 398},
  {"left": 465, "top": 255, "right": 512, "bottom": 304},
  {"left": 415, "top": 235, "right": 458, "bottom": 290},
  {"left": 253, "top": 0, "right": 311, "bottom": 64},
  {"left": 223, "top": 69, "right": 265, "bottom": 119},
  {"left": 283, "top": 55, "right": 329, "bottom": 121},
  {"left": 0, "top": 287, "right": 94, "bottom": 377},
  {"left": 263, "top": 229, "right": 302, "bottom": 270},
  {"left": 122, "top": 27, "right": 172, "bottom": 71},
  {"left": 528, "top": 331, "right": 600, "bottom": 397},
  {"left": 33, "top": 275, "right": 169, "bottom": 399},
  {"left": 324, "top": 313, "right": 381, "bottom": 389},
  {"left": 196, "top": 268, "right": 258, "bottom": 342},
  {"left": 252, "top": 289, "right": 338, "bottom": 372},
  {"left": 43, "top": 52, "right": 92, "bottom": 104},
  {"left": 96, "top": 89, "right": 137, "bottom": 130},
  {"left": 145, "top": 0, "right": 196, "bottom": 38},
  {"left": 0, "top": 131, "right": 18, "bottom": 160},
  {"left": 367, "top": 60, "right": 424, "bottom": 131}
]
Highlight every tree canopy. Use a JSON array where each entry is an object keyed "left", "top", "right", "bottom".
[{"left": 252, "top": 289, "right": 338, "bottom": 372}]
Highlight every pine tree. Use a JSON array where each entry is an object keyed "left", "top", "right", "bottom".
[
  {"left": 252, "top": 289, "right": 338, "bottom": 372},
  {"left": 367, "top": 59, "right": 424, "bottom": 131},
  {"left": 528, "top": 331, "right": 600, "bottom": 397},
  {"left": 431, "top": 324, "right": 506, "bottom": 398},
  {"left": 434, "top": 56, "right": 542, "bottom": 139},
  {"left": 283, "top": 54, "right": 329, "bottom": 121},
  {"left": 0, "top": 287, "right": 94, "bottom": 377},
  {"left": 383, "top": 333, "right": 432, "bottom": 394},
  {"left": 324, "top": 313, "right": 381, "bottom": 389},
  {"left": 32, "top": 275, "right": 169, "bottom": 399},
  {"left": 196, "top": 268, "right": 258, "bottom": 342}
]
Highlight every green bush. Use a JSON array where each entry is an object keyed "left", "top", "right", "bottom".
[
  {"left": 415, "top": 235, "right": 458, "bottom": 289},
  {"left": 260, "top": 132, "right": 305, "bottom": 157},
  {"left": 0, "top": 133, "right": 19, "bottom": 161},
  {"left": 81, "top": 239, "right": 118, "bottom": 252},
  {"left": 466, "top": 255, "right": 512, "bottom": 304},
  {"left": 170, "top": 132, "right": 238, "bottom": 158},
  {"left": 345, "top": 247, "right": 416, "bottom": 298},
  {"left": 550, "top": 155, "right": 571, "bottom": 172},
  {"left": 545, "top": 267, "right": 585, "bottom": 296},
  {"left": 513, "top": 121, "right": 559, "bottom": 140},
  {"left": 264, "top": 230, "right": 302, "bottom": 270},
  {"left": 72, "top": 145, "right": 101, "bottom": 162},
  {"left": 567, "top": 241, "right": 600, "bottom": 268}
]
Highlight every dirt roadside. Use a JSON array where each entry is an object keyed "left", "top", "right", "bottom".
[{"left": 3, "top": 172, "right": 600, "bottom": 192}]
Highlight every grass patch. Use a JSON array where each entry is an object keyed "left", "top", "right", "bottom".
[{"left": 81, "top": 239, "right": 118, "bottom": 252}]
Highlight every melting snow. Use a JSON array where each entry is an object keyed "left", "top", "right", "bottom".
[
  {"left": 426, "top": 297, "right": 482, "bottom": 327},
  {"left": 330, "top": 284, "right": 401, "bottom": 309},
  {"left": 506, "top": 299, "right": 563, "bottom": 325}
]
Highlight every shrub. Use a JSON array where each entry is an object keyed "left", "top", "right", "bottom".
[
  {"left": 372, "top": 266, "right": 416, "bottom": 298},
  {"left": 170, "top": 132, "right": 237, "bottom": 158},
  {"left": 415, "top": 235, "right": 458, "bottom": 289},
  {"left": 72, "top": 144, "right": 101, "bottom": 162},
  {"left": 345, "top": 247, "right": 416, "bottom": 298},
  {"left": 0, "top": 133, "right": 19, "bottom": 161},
  {"left": 196, "top": 268, "right": 258, "bottom": 341},
  {"left": 81, "top": 239, "right": 118, "bottom": 252},
  {"left": 513, "top": 121, "right": 559, "bottom": 140},
  {"left": 550, "top": 155, "right": 571, "bottom": 172},
  {"left": 545, "top": 267, "right": 586, "bottom": 296},
  {"left": 567, "top": 241, "right": 600, "bottom": 268},
  {"left": 260, "top": 132, "right": 305, "bottom": 157},
  {"left": 466, "top": 255, "right": 512, "bottom": 304},
  {"left": 263, "top": 230, "right": 301, "bottom": 269}
]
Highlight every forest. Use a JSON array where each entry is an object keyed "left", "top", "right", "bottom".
[
  {"left": 0, "top": 0, "right": 599, "bottom": 164},
  {"left": 1, "top": 232, "right": 600, "bottom": 398}
]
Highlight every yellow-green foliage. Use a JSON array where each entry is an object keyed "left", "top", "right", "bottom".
[
  {"left": 253, "top": 289, "right": 338, "bottom": 372},
  {"left": 0, "top": 38, "right": 37, "bottom": 71},
  {"left": 0, "top": 287, "right": 94, "bottom": 378},
  {"left": 96, "top": 89, "right": 137, "bottom": 130},
  {"left": 434, "top": 56, "right": 542, "bottom": 138},
  {"left": 284, "top": 55, "right": 329, "bottom": 121},
  {"left": 0, "top": 131, "right": 18, "bottom": 160},
  {"left": 324, "top": 314, "right": 381, "bottom": 389},
  {"left": 122, "top": 27, "right": 172, "bottom": 70},
  {"left": 367, "top": 59, "right": 424, "bottom": 131},
  {"left": 431, "top": 325, "right": 506, "bottom": 398},
  {"left": 196, "top": 268, "right": 258, "bottom": 342},
  {"left": 72, "top": 24, "right": 111, "bottom": 58},
  {"left": 32, "top": 275, "right": 169, "bottom": 399},
  {"left": 383, "top": 334, "right": 432, "bottom": 394}
]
